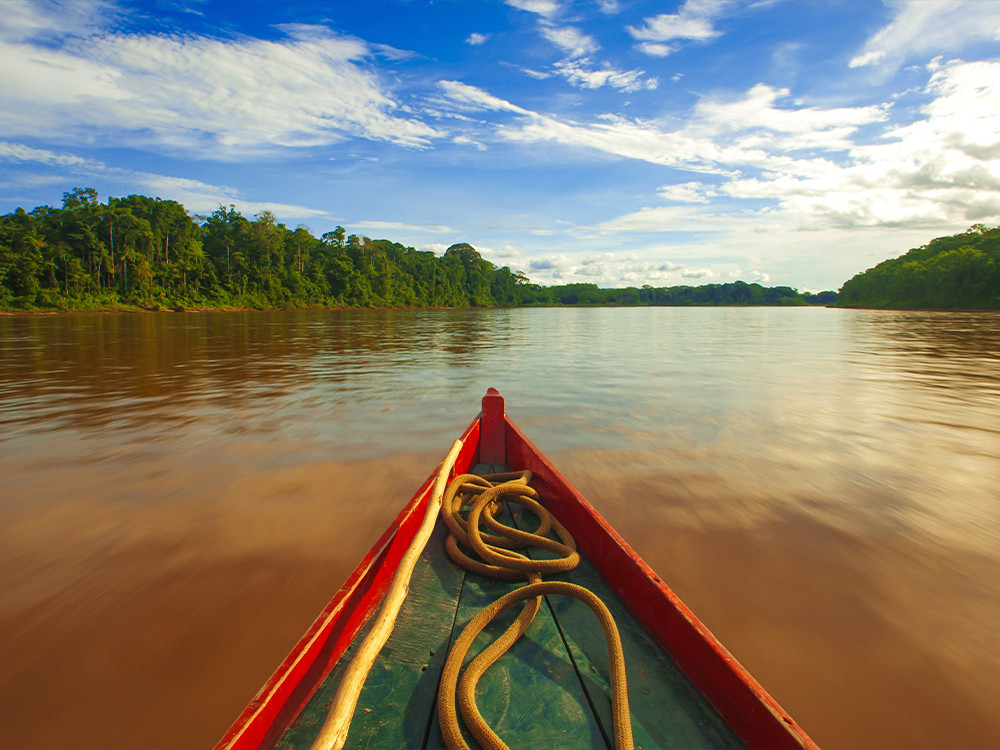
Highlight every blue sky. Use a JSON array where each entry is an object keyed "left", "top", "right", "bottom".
[{"left": 2, "top": 0, "right": 999, "bottom": 291}]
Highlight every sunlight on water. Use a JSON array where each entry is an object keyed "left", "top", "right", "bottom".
[{"left": 1, "top": 308, "right": 998, "bottom": 749}]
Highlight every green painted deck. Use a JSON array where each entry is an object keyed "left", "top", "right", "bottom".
[{"left": 273, "top": 465, "right": 745, "bottom": 750}]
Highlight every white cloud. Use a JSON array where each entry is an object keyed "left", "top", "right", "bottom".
[
  {"left": 353, "top": 220, "right": 456, "bottom": 235},
  {"left": 636, "top": 42, "right": 675, "bottom": 57},
  {"left": 694, "top": 83, "right": 890, "bottom": 151},
  {"left": 0, "top": 0, "right": 115, "bottom": 43},
  {"left": 682, "top": 267, "right": 714, "bottom": 279},
  {"left": 630, "top": 15, "right": 718, "bottom": 43},
  {"left": 592, "top": 204, "right": 748, "bottom": 234},
  {"left": 505, "top": 0, "right": 562, "bottom": 20},
  {"left": 466, "top": 33, "right": 489, "bottom": 46},
  {"left": 0, "top": 140, "right": 328, "bottom": 220},
  {"left": 850, "top": 0, "right": 1000, "bottom": 70},
  {"left": 509, "top": 248, "right": 743, "bottom": 288},
  {"left": 437, "top": 81, "right": 532, "bottom": 115},
  {"left": 0, "top": 141, "right": 101, "bottom": 170},
  {"left": 516, "top": 10, "right": 656, "bottom": 91},
  {"left": 487, "top": 57, "right": 1000, "bottom": 239},
  {"left": 452, "top": 134, "right": 487, "bottom": 150},
  {"left": 0, "top": 7, "right": 443, "bottom": 157},
  {"left": 553, "top": 59, "right": 659, "bottom": 92},
  {"left": 658, "top": 182, "right": 718, "bottom": 203},
  {"left": 497, "top": 113, "right": 724, "bottom": 172},
  {"left": 720, "top": 58, "right": 1000, "bottom": 230},
  {"left": 628, "top": 0, "right": 733, "bottom": 54},
  {"left": 541, "top": 26, "right": 598, "bottom": 58}
]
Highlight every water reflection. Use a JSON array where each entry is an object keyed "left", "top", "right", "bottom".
[{"left": 0, "top": 308, "right": 998, "bottom": 749}]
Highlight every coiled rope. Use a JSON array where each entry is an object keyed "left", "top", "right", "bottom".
[{"left": 437, "top": 472, "right": 634, "bottom": 750}]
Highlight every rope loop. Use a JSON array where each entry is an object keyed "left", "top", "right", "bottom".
[{"left": 438, "top": 471, "right": 633, "bottom": 750}]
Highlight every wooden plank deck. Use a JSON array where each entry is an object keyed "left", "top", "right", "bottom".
[{"left": 272, "top": 465, "right": 745, "bottom": 750}]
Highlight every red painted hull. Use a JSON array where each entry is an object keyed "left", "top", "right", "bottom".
[{"left": 215, "top": 390, "right": 818, "bottom": 750}]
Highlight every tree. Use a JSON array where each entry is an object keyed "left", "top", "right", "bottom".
[
  {"left": 839, "top": 225, "right": 1000, "bottom": 309},
  {"left": 6, "top": 209, "right": 44, "bottom": 303}
]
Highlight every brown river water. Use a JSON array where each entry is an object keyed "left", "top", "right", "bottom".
[{"left": 0, "top": 307, "right": 998, "bottom": 750}]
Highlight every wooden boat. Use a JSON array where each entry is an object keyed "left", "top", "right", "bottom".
[{"left": 215, "top": 389, "right": 818, "bottom": 750}]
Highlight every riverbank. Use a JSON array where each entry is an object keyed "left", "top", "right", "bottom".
[{"left": 0, "top": 302, "right": 459, "bottom": 316}]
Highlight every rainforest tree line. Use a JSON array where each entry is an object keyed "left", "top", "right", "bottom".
[
  {"left": 0, "top": 189, "right": 524, "bottom": 310},
  {"left": 1, "top": 188, "right": 837, "bottom": 311},
  {"left": 837, "top": 224, "right": 1000, "bottom": 309}
]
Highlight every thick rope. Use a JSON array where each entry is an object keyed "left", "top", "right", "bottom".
[
  {"left": 438, "top": 472, "right": 633, "bottom": 750},
  {"left": 308, "top": 439, "right": 464, "bottom": 750}
]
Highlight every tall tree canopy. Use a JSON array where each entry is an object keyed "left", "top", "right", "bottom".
[
  {"left": 838, "top": 225, "right": 1000, "bottom": 309},
  {"left": 1, "top": 188, "right": 836, "bottom": 311}
]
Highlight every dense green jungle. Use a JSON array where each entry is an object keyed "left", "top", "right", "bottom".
[
  {"left": 1, "top": 188, "right": 996, "bottom": 312},
  {"left": 838, "top": 224, "right": 1000, "bottom": 309}
]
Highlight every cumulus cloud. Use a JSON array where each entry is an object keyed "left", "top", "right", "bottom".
[
  {"left": 0, "top": 5, "right": 442, "bottom": 157},
  {"left": 511, "top": 249, "right": 741, "bottom": 288},
  {"left": 721, "top": 59, "right": 1000, "bottom": 230},
  {"left": 481, "top": 57, "right": 1000, "bottom": 235},
  {"left": 850, "top": 0, "right": 1000, "bottom": 70},
  {"left": 466, "top": 33, "right": 489, "bottom": 46}
]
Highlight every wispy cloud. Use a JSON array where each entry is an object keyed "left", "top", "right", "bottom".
[
  {"left": 541, "top": 25, "right": 598, "bottom": 58},
  {"left": 505, "top": 0, "right": 562, "bottom": 21},
  {"left": 693, "top": 83, "right": 889, "bottom": 151},
  {"left": 592, "top": 204, "right": 747, "bottom": 234},
  {"left": 553, "top": 59, "right": 659, "bottom": 92},
  {"left": 437, "top": 81, "right": 533, "bottom": 115},
  {"left": 0, "top": 5, "right": 442, "bottom": 158},
  {"left": 628, "top": 0, "right": 734, "bottom": 57},
  {"left": 0, "top": 141, "right": 102, "bottom": 170},
  {"left": 850, "top": 0, "right": 1000, "bottom": 70},
  {"left": 507, "top": 3, "right": 657, "bottom": 91},
  {"left": 658, "top": 182, "right": 719, "bottom": 204},
  {"left": 0, "top": 0, "right": 116, "bottom": 43},
  {"left": 353, "top": 220, "right": 456, "bottom": 235},
  {"left": 0, "top": 140, "right": 329, "bottom": 220}
]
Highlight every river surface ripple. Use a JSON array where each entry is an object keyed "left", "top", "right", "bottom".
[{"left": 1, "top": 307, "right": 998, "bottom": 749}]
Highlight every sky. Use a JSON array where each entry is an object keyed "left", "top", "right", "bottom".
[{"left": 2, "top": 0, "right": 999, "bottom": 292}]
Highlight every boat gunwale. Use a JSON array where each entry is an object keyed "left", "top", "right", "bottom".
[
  {"left": 214, "top": 419, "right": 482, "bottom": 750},
  {"left": 504, "top": 415, "right": 818, "bottom": 750}
]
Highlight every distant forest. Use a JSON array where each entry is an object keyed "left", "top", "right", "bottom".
[
  {"left": 1, "top": 188, "right": 835, "bottom": 312},
  {"left": 838, "top": 224, "right": 1000, "bottom": 309}
]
